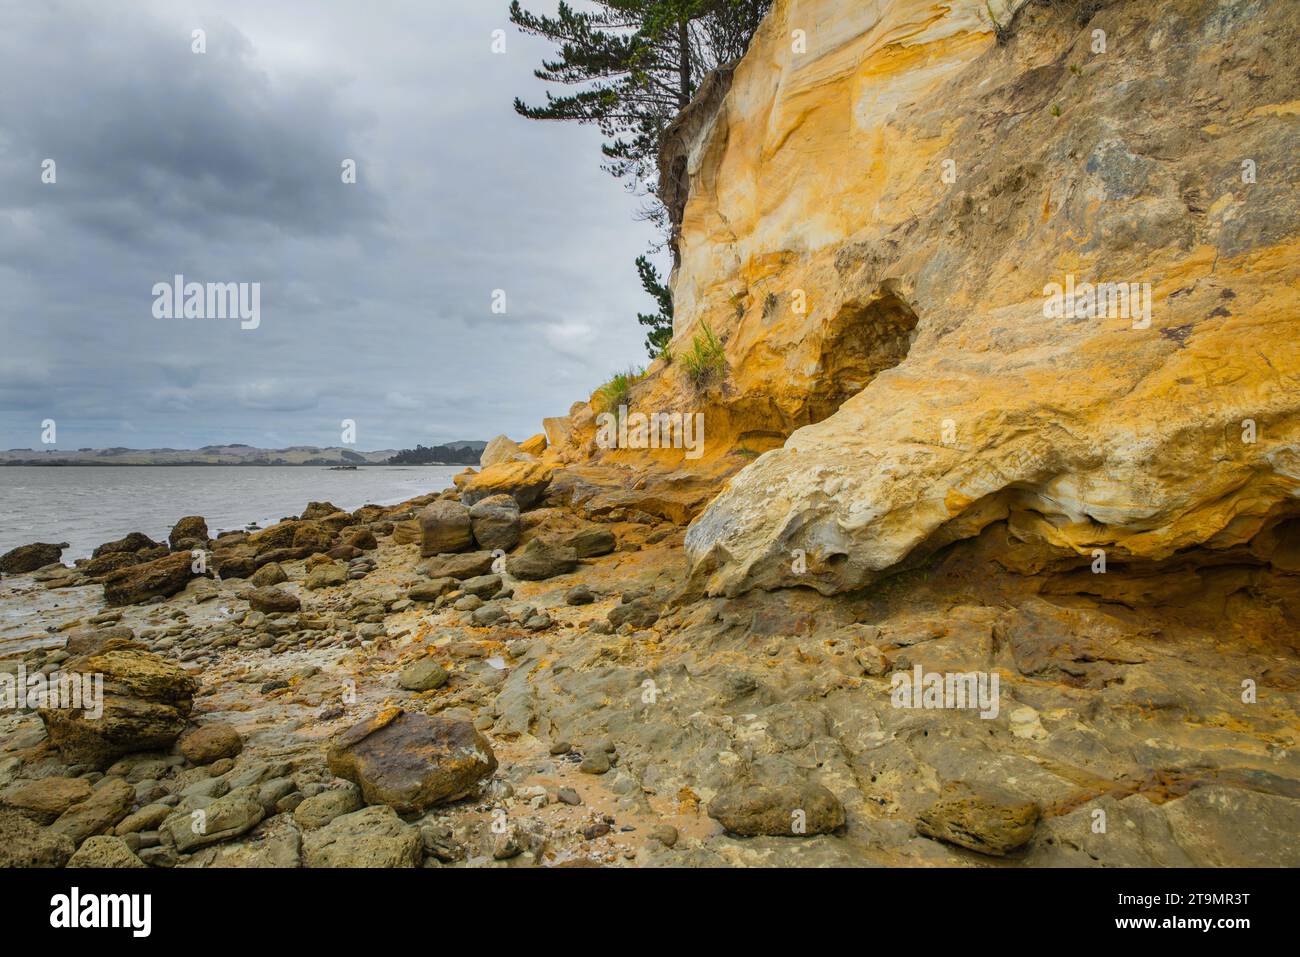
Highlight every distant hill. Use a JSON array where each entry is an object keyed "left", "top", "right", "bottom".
[{"left": 0, "top": 445, "right": 406, "bottom": 466}]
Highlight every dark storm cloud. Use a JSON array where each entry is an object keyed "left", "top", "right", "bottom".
[
  {"left": 0, "top": 9, "right": 381, "bottom": 243},
  {"left": 0, "top": 0, "right": 659, "bottom": 451}
]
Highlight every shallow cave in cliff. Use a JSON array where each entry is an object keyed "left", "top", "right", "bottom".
[{"left": 807, "top": 289, "right": 919, "bottom": 424}]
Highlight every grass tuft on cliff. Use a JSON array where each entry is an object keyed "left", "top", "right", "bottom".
[
  {"left": 681, "top": 321, "right": 726, "bottom": 391},
  {"left": 596, "top": 366, "right": 645, "bottom": 413}
]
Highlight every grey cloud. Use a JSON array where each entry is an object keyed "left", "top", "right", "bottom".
[
  {"left": 0, "top": 9, "right": 381, "bottom": 243},
  {"left": 0, "top": 0, "right": 661, "bottom": 451}
]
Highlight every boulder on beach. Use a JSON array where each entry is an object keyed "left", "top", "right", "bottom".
[
  {"left": 92, "top": 531, "right": 162, "bottom": 559},
  {"left": 212, "top": 547, "right": 257, "bottom": 580},
  {"left": 419, "top": 500, "right": 473, "bottom": 556},
  {"left": 469, "top": 494, "right": 522, "bottom": 551},
  {"left": 707, "top": 782, "right": 846, "bottom": 837},
  {"left": 608, "top": 596, "right": 659, "bottom": 629},
  {"left": 293, "top": 785, "right": 362, "bottom": 830},
  {"left": 505, "top": 538, "right": 577, "bottom": 581},
  {"left": 38, "top": 648, "right": 199, "bottom": 768},
  {"left": 0, "top": 808, "right": 74, "bottom": 868},
  {"left": 305, "top": 561, "right": 347, "bottom": 590},
  {"left": 161, "top": 788, "right": 265, "bottom": 852},
  {"left": 64, "top": 624, "right": 137, "bottom": 657},
  {"left": 915, "top": 783, "right": 1041, "bottom": 857},
  {"left": 518, "top": 433, "right": 548, "bottom": 456},
  {"left": 398, "top": 657, "right": 449, "bottom": 691},
  {"left": 326, "top": 708, "right": 497, "bottom": 814},
  {"left": 253, "top": 546, "right": 311, "bottom": 567},
  {"left": 48, "top": 777, "right": 135, "bottom": 846},
  {"left": 0, "top": 776, "right": 94, "bottom": 825},
  {"left": 247, "top": 521, "right": 306, "bottom": 554},
  {"left": 81, "top": 529, "right": 180, "bottom": 578},
  {"left": 243, "top": 586, "right": 301, "bottom": 614},
  {"left": 479, "top": 434, "right": 526, "bottom": 467},
  {"left": 168, "top": 515, "right": 209, "bottom": 551},
  {"left": 460, "top": 460, "right": 554, "bottom": 508},
  {"left": 460, "top": 573, "right": 502, "bottom": 599},
  {"left": 31, "top": 564, "right": 79, "bottom": 587},
  {"left": 179, "top": 721, "right": 244, "bottom": 765},
  {"left": 346, "top": 528, "right": 378, "bottom": 550},
  {"left": 101, "top": 551, "right": 199, "bottom": 606},
  {"left": 80, "top": 549, "right": 165, "bottom": 581},
  {"left": 67, "top": 835, "right": 147, "bottom": 868},
  {"left": 418, "top": 551, "right": 496, "bottom": 581},
  {"left": 292, "top": 521, "right": 335, "bottom": 555},
  {"left": 318, "top": 511, "right": 355, "bottom": 531},
  {"left": 541, "top": 415, "right": 573, "bottom": 451},
  {"left": 390, "top": 520, "right": 421, "bottom": 545},
  {"left": 563, "top": 525, "right": 616, "bottom": 558},
  {"left": 250, "top": 561, "right": 288, "bottom": 587},
  {"left": 302, "top": 804, "right": 421, "bottom": 868},
  {"left": 0, "top": 541, "right": 68, "bottom": 575},
  {"left": 408, "top": 577, "right": 456, "bottom": 602},
  {"left": 301, "top": 501, "right": 342, "bottom": 521}
]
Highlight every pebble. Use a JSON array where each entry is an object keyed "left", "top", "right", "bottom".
[
  {"left": 579, "top": 751, "right": 611, "bottom": 775},
  {"left": 649, "top": 824, "right": 678, "bottom": 847},
  {"left": 565, "top": 585, "right": 595, "bottom": 605}
]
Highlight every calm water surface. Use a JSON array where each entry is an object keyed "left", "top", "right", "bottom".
[{"left": 0, "top": 465, "right": 459, "bottom": 561}]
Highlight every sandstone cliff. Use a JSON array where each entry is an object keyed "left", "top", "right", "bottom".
[{"left": 548, "top": 0, "right": 1300, "bottom": 625}]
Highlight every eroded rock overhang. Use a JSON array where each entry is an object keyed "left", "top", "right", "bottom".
[{"left": 675, "top": 0, "right": 1300, "bottom": 596}]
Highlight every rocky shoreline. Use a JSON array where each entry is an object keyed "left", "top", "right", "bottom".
[
  {"left": 4, "top": 0, "right": 1299, "bottom": 874},
  {"left": 1, "top": 438, "right": 1297, "bottom": 869}
]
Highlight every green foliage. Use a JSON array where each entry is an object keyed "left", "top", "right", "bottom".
[
  {"left": 511, "top": 2, "right": 770, "bottom": 355},
  {"left": 595, "top": 366, "right": 645, "bottom": 413},
  {"left": 680, "top": 320, "right": 726, "bottom": 390},
  {"left": 509, "top": 0, "right": 772, "bottom": 221},
  {"left": 387, "top": 444, "right": 480, "bottom": 466},
  {"left": 635, "top": 254, "right": 674, "bottom": 359}
]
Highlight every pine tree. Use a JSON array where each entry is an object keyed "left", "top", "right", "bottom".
[
  {"left": 635, "top": 254, "right": 673, "bottom": 357},
  {"left": 509, "top": 0, "right": 770, "bottom": 225},
  {"left": 510, "top": 1, "right": 770, "bottom": 359}
]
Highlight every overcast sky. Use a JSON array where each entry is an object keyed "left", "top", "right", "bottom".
[{"left": 0, "top": 0, "right": 661, "bottom": 451}]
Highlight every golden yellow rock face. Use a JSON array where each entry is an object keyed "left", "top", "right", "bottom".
[
  {"left": 670, "top": 0, "right": 1300, "bottom": 596},
  {"left": 518, "top": 433, "right": 548, "bottom": 456},
  {"left": 461, "top": 460, "right": 555, "bottom": 509},
  {"left": 539, "top": 0, "right": 1300, "bottom": 600}
]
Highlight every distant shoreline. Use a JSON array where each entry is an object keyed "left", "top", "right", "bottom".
[{"left": 0, "top": 461, "right": 470, "bottom": 467}]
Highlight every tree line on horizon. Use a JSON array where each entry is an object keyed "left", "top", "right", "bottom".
[{"left": 387, "top": 443, "right": 482, "bottom": 466}]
